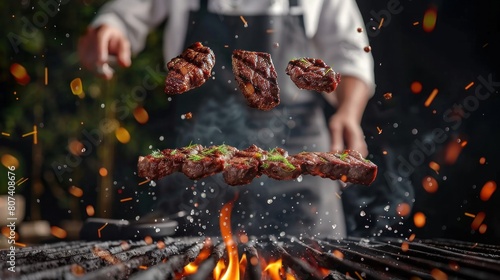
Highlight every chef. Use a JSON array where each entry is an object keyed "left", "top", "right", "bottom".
[{"left": 78, "top": 0, "right": 375, "bottom": 237}]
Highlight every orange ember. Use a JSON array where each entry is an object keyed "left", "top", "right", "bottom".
[
  {"left": 479, "top": 157, "right": 486, "bottom": 164},
  {"left": 424, "top": 88, "right": 439, "bottom": 107},
  {"left": 471, "top": 212, "right": 486, "bottom": 230},
  {"left": 86, "top": 205, "right": 95, "bottom": 216},
  {"left": 430, "top": 268, "right": 448, "bottom": 280},
  {"left": 10, "top": 63, "right": 31, "bottom": 85},
  {"left": 51, "top": 226, "right": 67, "bottom": 239},
  {"left": 396, "top": 203, "right": 411, "bottom": 217},
  {"left": 99, "top": 167, "right": 108, "bottom": 177},
  {"left": 422, "top": 176, "right": 438, "bottom": 193},
  {"left": 219, "top": 199, "right": 239, "bottom": 280},
  {"left": 70, "top": 264, "right": 86, "bottom": 276},
  {"left": 423, "top": 6, "right": 438, "bottom": 33},
  {"left": 69, "top": 185, "right": 84, "bottom": 198},
  {"left": 383, "top": 92, "right": 393, "bottom": 100},
  {"left": 413, "top": 212, "right": 426, "bottom": 228},
  {"left": 401, "top": 241, "right": 410, "bottom": 252},
  {"left": 428, "top": 161, "right": 440, "bottom": 173},
  {"left": 444, "top": 140, "right": 463, "bottom": 165},
  {"left": 408, "top": 233, "right": 416, "bottom": 242},
  {"left": 332, "top": 250, "right": 344, "bottom": 259},
  {"left": 133, "top": 106, "right": 149, "bottom": 124},
  {"left": 465, "top": 82, "right": 474, "bottom": 90},
  {"left": 479, "top": 181, "right": 496, "bottom": 201},
  {"left": 115, "top": 127, "right": 131, "bottom": 144},
  {"left": 410, "top": 81, "right": 422, "bottom": 94},
  {"left": 479, "top": 224, "right": 488, "bottom": 234},
  {"left": 70, "top": 78, "right": 83, "bottom": 95}
]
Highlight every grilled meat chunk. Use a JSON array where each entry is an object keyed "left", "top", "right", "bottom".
[
  {"left": 232, "top": 50, "right": 280, "bottom": 111},
  {"left": 164, "top": 42, "right": 215, "bottom": 94},
  {"left": 223, "top": 145, "right": 265, "bottom": 186},
  {"left": 260, "top": 148, "right": 302, "bottom": 181},
  {"left": 181, "top": 145, "right": 237, "bottom": 180},
  {"left": 286, "top": 57, "right": 341, "bottom": 93}
]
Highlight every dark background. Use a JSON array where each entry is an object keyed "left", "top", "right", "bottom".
[{"left": 1, "top": 0, "right": 499, "bottom": 244}]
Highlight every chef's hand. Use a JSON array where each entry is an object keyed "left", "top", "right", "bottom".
[
  {"left": 328, "top": 76, "right": 371, "bottom": 157},
  {"left": 78, "top": 24, "right": 131, "bottom": 80}
]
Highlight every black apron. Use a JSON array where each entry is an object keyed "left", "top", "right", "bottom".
[{"left": 158, "top": 0, "right": 346, "bottom": 237}]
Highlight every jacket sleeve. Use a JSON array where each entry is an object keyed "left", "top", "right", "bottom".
[
  {"left": 90, "top": 0, "right": 171, "bottom": 55},
  {"left": 312, "top": 0, "right": 375, "bottom": 94}
]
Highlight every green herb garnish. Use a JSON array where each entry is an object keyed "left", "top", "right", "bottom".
[
  {"left": 202, "top": 144, "right": 229, "bottom": 156},
  {"left": 338, "top": 152, "right": 349, "bottom": 161},
  {"left": 187, "top": 154, "right": 204, "bottom": 161},
  {"left": 170, "top": 149, "right": 178, "bottom": 155},
  {"left": 151, "top": 149, "right": 163, "bottom": 158},
  {"left": 363, "top": 159, "right": 371, "bottom": 163},
  {"left": 264, "top": 150, "right": 296, "bottom": 171},
  {"left": 324, "top": 67, "right": 333, "bottom": 75},
  {"left": 261, "top": 162, "right": 270, "bottom": 169},
  {"left": 299, "top": 57, "right": 308, "bottom": 64}
]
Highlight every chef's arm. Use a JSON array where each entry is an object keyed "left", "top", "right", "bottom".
[{"left": 326, "top": 76, "right": 371, "bottom": 156}]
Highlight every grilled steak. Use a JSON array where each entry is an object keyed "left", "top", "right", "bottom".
[
  {"left": 164, "top": 42, "right": 215, "bottom": 94},
  {"left": 223, "top": 145, "right": 265, "bottom": 186},
  {"left": 232, "top": 50, "right": 280, "bottom": 111},
  {"left": 138, "top": 144, "right": 377, "bottom": 186},
  {"left": 285, "top": 57, "right": 341, "bottom": 93},
  {"left": 260, "top": 148, "right": 302, "bottom": 180}
]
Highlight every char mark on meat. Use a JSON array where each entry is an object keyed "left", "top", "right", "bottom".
[
  {"left": 138, "top": 144, "right": 377, "bottom": 186},
  {"left": 164, "top": 42, "right": 215, "bottom": 94},
  {"left": 286, "top": 57, "right": 341, "bottom": 93},
  {"left": 232, "top": 50, "right": 280, "bottom": 111}
]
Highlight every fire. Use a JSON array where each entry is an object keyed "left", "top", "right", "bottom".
[
  {"left": 479, "top": 181, "right": 496, "bottom": 201},
  {"left": 179, "top": 240, "right": 212, "bottom": 277},
  {"left": 219, "top": 199, "right": 239, "bottom": 280},
  {"left": 264, "top": 258, "right": 283, "bottom": 280}
]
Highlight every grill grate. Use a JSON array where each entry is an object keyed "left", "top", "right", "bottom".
[{"left": 2, "top": 236, "right": 500, "bottom": 279}]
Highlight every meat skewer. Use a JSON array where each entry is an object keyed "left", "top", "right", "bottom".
[
  {"left": 232, "top": 49, "right": 280, "bottom": 111},
  {"left": 164, "top": 42, "right": 215, "bottom": 94},
  {"left": 137, "top": 144, "right": 377, "bottom": 186},
  {"left": 285, "top": 57, "right": 341, "bottom": 93}
]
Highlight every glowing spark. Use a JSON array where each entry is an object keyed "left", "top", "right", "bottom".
[
  {"left": 413, "top": 212, "right": 426, "bottom": 228},
  {"left": 423, "top": 6, "right": 438, "bottom": 33},
  {"left": 115, "top": 127, "right": 131, "bottom": 144},
  {"left": 471, "top": 212, "right": 486, "bottom": 230},
  {"left": 479, "top": 224, "right": 487, "bottom": 234},
  {"left": 401, "top": 241, "right": 410, "bottom": 252},
  {"left": 10, "top": 63, "right": 31, "bottom": 85},
  {"left": 382, "top": 150, "right": 388, "bottom": 155},
  {"left": 424, "top": 88, "right": 439, "bottom": 107},
  {"left": 464, "top": 82, "right": 474, "bottom": 90},
  {"left": 51, "top": 226, "right": 68, "bottom": 239},
  {"left": 17, "top": 177, "right": 29, "bottom": 186},
  {"left": 239, "top": 16, "right": 248, "bottom": 27},
  {"left": 430, "top": 268, "right": 448, "bottom": 280},
  {"left": 120, "top": 197, "right": 133, "bottom": 202},
  {"left": 224, "top": 45, "right": 229, "bottom": 48},
  {"left": 86, "top": 205, "right": 95, "bottom": 216},
  {"left": 45, "top": 67, "right": 48, "bottom": 85},
  {"left": 383, "top": 92, "right": 392, "bottom": 100},
  {"left": 332, "top": 250, "right": 344, "bottom": 259},
  {"left": 139, "top": 266, "right": 148, "bottom": 270},
  {"left": 68, "top": 185, "right": 84, "bottom": 197},
  {"left": 133, "top": 106, "right": 149, "bottom": 124},
  {"left": 378, "top": 17, "right": 385, "bottom": 29},
  {"left": 99, "top": 167, "right": 108, "bottom": 177},
  {"left": 480, "top": 181, "right": 496, "bottom": 201},
  {"left": 411, "top": 81, "right": 423, "bottom": 94},
  {"left": 413, "top": 21, "right": 420, "bottom": 26},
  {"left": 376, "top": 126, "right": 382, "bottom": 134},
  {"left": 422, "top": 176, "right": 438, "bottom": 193},
  {"left": 396, "top": 203, "right": 411, "bottom": 217},
  {"left": 97, "top": 223, "right": 108, "bottom": 238},
  {"left": 355, "top": 271, "right": 364, "bottom": 280},
  {"left": 266, "top": 29, "right": 274, "bottom": 33},
  {"left": 428, "top": 161, "right": 440, "bottom": 174},
  {"left": 464, "top": 212, "right": 476, "bottom": 218},
  {"left": 70, "top": 78, "right": 83, "bottom": 95},
  {"left": 479, "top": 157, "right": 486, "bottom": 164},
  {"left": 138, "top": 179, "right": 151, "bottom": 186},
  {"left": 2, "top": 132, "right": 10, "bottom": 136},
  {"left": 408, "top": 233, "right": 416, "bottom": 241},
  {"left": 482, "top": 43, "right": 489, "bottom": 48},
  {"left": 22, "top": 125, "right": 38, "bottom": 144}
]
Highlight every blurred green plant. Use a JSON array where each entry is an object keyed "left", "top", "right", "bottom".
[{"left": 0, "top": 1, "right": 171, "bottom": 224}]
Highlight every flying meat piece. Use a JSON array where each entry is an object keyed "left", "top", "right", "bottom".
[
  {"left": 232, "top": 50, "right": 280, "bottom": 111},
  {"left": 285, "top": 57, "right": 341, "bottom": 93},
  {"left": 164, "top": 42, "right": 215, "bottom": 94}
]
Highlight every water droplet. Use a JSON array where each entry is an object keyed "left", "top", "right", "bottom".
[
  {"left": 384, "top": 205, "right": 390, "bottom": 212},
  {"left": 159, "top": 136, "right": 164, "bottom": 141},
  {"left": 155, "top": 228, "right": 160, "bottom": 233},
  {"left": 412, "top": 128, "right": 418, "bottom": 135},
  {"left": 360, "top": 210, "right": 366, "bottom": 217},
  {"left": 267, "top": 199, "right": 273, "bottom": 204},
  {"left": 332, "top": 224, "right": 337, "bottom": 229},
  {"left": 279, "top": 231, "right": 285, "bottom": 237},
  {"left": 296, "top": 175, "right": 303, "bottom": 182}
]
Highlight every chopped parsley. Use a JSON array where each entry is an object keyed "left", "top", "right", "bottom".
[
  {"left": 338, "top": 152, "right": 349, "bottom": 161},
  {"left": 202, "top": 144, "right": 229, "bottom": 156},
  {"left": 187, "top": 154, "right": 204, "bottom": 161},
  {"left": 170, "top": 149, "right": 178, "bottom": 155},
  {"left": 324, "top": 67, "right": 333, "bottom": 75},
  {"left": 264, "top": 151, "right": 296, "bottom": 171},
  {"left": 151, "top": 149, "right": 163, "bottom": 158}
]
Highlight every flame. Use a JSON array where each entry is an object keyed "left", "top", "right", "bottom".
[
  {"left": 239, "top": 253, "right": 247, "bottom": 277},
  {"left": 214, "top": 259, "right": 226, "bottom": 279},
  {"left": 219, "top": 199, "right": 239, "bottom": 280},
  {"left": 423, "top": 6, "right": 438, "bottom": 33},
  {"left": 180, "top": 240, "right": 212, "bottom": 277},
  {"left": 264, "top": 258, "right": 283, "bottom": 280},
  {"left": 182, "top": 263, "right": 199, "bottom": 276},
  {"left": 10, "top": 63, "right": 30, "bottom": 85},
  {"left": 480, "top": 181, "right": 496, "bottom": 201}
]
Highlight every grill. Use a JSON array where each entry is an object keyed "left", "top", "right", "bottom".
[{"left": 2, "top": 235, "right": 500, "bottom": 279}]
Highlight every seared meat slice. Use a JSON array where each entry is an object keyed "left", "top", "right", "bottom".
[
  {"left": 181, "top": 145, "right": 237, "bottom": 180},
  {"left": 232, "top": 50, "right": 280, "bottom": 111},
  {"left": 223, "top": 145, "right": 265, "bottom": 186},
  {"left": 345, "top": 150, "right": 378, "bottom": 185},
  {"left": 285, "top": 57, "right": 341, "bottom": 93},
  {"left": 137, "top": 145, "right": 202, "bottom": 180},
  {"left": 292, "top": 152, "right": 328, "bottom": 176},
  {"left": 260, "top": 148, "right": 302, "bottom": 180},
  {"left": 164, "top": 42, "right": 215, "bottom": 94}
]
